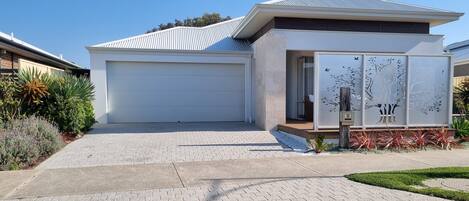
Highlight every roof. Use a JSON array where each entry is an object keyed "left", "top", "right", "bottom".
[
  {"left": 233, "top": 0, "right": 463, "bottom": 38},
  {"left": 446, "top": 40, "right": 469, "bottom": 51},
  {"left": 446, "top": 40, "right": 469, "bottom": 66},
  {"left": 91, "top": 18, "right": 251, "bottom": 52},
  {"left": 262, "top": 0, "right": 450, "bottom": 13},
  {"left": 0, "top": 32, "right": 83, "bottom": 69}
]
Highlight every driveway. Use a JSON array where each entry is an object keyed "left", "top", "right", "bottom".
[{"left": 38, "top": 122, "right": 300, "bottom": 169}]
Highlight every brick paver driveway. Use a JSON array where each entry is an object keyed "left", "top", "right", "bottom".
[{"left": 39, "top": 122, "right": 299, "bottom": 169}]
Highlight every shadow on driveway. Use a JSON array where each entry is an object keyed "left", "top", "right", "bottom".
[{"left": 87, "top": 122, "right": 262, "bottom": 135}]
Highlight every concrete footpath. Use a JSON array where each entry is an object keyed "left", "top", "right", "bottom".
[{"left": 1, "top": 149, "right": 468, "bottom": 201}]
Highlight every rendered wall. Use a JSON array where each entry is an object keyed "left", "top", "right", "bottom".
[{"left": 252, "top": 32, "right": 287, "bottom": 130}]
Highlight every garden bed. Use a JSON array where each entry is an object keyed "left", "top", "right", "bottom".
[{"left": 0, "top": 70, "right": 95, "bottom": 171}]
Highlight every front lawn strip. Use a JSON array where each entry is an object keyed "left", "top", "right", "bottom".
[{"left": 346, "top": 167, "right": 469, "bottom": 201}]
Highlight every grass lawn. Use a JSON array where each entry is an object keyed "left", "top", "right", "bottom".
[{"left": 346, "top": 167, "right": 469, "bottom": 201}]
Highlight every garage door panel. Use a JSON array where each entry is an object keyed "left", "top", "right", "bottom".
[
  {"left": 107, "top": 62, "right": 245, "bottom": 123},
  {"left": 110, "top": 107, "right": 244, "bottom": 123},
  {"left": 109, "top": 92, "right": 244, "bottom": 107},
  {"left": 110, "top": 77, "right": 244, "bottom": 92}
]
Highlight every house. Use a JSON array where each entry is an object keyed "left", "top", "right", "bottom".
[
  {"left": 89, "top": 0, "right": 463, "bottom": 131},
  {"left": 0, "top": 32, "right": 88, "bottom": 76},
  {"left": 446, "top": 40, "right": 469, "bottom": 86}
]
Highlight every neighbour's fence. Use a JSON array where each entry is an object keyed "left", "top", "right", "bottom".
[
  {"left": 454, "top": 76, "right": 469, "bottom": 88},
  {"left": 313, "top": 52, "right": 453, "bottom": 130},
  {"left": 0, "top": 68, "right": 18, "bottom": 78}
]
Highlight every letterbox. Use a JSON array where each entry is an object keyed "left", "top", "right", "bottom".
[{"left": 339, "top": 111, "right": 354, "bottom": 126}]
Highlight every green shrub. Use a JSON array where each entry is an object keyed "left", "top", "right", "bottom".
[
  {"left": 454, "top": 80, "right": 469, "bottom": 114},
  {"left": 1, "top": 70, "right": 95, "bottom": 136},
  {"left": 45, "top": 74, "right": 95, "bottom": 135},
  {"left": 0, "top": 116, "right": 63, "bottom": 171},
  {"left": 0, "top": 76, "right": 22, "bottom": 123},
  {"left": 83, "top": 101, "right": 95, "bottom": 132},
  {"left": 452, "top": 118, "right": 469, "bottom": 138}
]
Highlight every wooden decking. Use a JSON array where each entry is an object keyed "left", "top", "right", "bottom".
[
  {"left": 277, "top": 120, "right": 339, "bottom": 139},
  {"left": 277, "top": 120, "right": 456, "bottom": 140}
]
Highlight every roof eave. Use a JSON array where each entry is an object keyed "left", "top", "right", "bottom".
[
  {"left": 0, "top": 37, "right": 83, "bottom": 70},
  {"left": 232, "top": 4, "right": 463, "bottom": 39}
]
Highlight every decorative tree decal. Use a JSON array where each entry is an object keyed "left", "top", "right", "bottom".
[
  {"left": 365, "top": 57, "right": 406, "bottom": 124},
  {"left": 321, "top": 63, "right": 362, "bottom": 112}
]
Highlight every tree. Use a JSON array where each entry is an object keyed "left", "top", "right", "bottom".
[{"left": 146, "top": 13, "right": 231, "bottom": 33}]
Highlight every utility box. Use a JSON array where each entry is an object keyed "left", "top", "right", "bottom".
[{"left": 339, "top": 111, "right": 354, "bottom": 126}]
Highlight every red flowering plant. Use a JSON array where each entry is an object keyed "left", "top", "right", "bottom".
[
  {"left": 411, "top": 130, "right": 428, "bottom": 150},
  {"left": 428, "top": 128, "right": 453, "bottom": 150},
  {"left": 350, "top": 132, "right": 376, "bottom": 150},
  {"left": 376, "top": 131, "right": 411, "bottom": 151}
]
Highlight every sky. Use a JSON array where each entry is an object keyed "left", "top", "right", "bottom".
[{"left": 0, "top": 0, "right": 468, "bottom": 68}]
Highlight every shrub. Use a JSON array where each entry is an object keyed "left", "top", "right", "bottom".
[
  {"left": 11, "top": 71, "right": 96, "bottom": 135},
  {"left": 350, "top": 132, "right": 376, "bottom": 150},
  {"left": 82, "top": 101, "right": 95, "bottom": 132},
  {"left": 7, "top": 116, "right": 63, "bottom": 156},
  {"left": 45, "top": 74, "right": 95, "bottom": 135},
  {"left": 0, "top": 116, "right": 63, "bottom": 170},
  {"left": 428, "top": 129, "right": 453, "bottom": 150},
  {"left": 454, "top": 80, "right": 469, "bottom": 113},
  {"left": 2, "top": 70, "right": 96, "bottom": 136},
  {"left": 376, "top": 131, "right": 411, "bottom": 151},
  {"left": 0, "top": 129, "right": 40, "bottom": 170},
  {"left": 452, "top": 118, "right": 469, "bottom": 139},
  {"left": 17, "top": 69, "right": 50, "bottom": 115},
  {"left": 411, "top": 130, "right": 428, "bottom": 150},
  {"left": 0, "top": 76, "right": 22, "bottom": 123},
  {"left": 307, "top": 135, "right": 331, "bottom": 153}
]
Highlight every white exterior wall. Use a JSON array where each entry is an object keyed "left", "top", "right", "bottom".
[
  {"left": 253, "top": 29, "right": 445, "bottom": 130},
  {"left": 89, "top": 49, "right": 253, "bottom": 124}
]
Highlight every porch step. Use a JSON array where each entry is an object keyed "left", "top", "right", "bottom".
[{"left": 277, "top": 124, "right": 339, "bottom": 139}]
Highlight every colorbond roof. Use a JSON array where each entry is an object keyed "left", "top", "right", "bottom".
[
  {"left": 447, "top": 40, "right": 469, "bottom": 51},
  {"left": 92, "top": 18, "right": 251, "bottom": 52},
  {"left": 261, "top": 0, "right": 451, "bottom": 13}
]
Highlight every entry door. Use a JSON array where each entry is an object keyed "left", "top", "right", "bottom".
[
  {"left": 297, "top": 57, "right": 314, "bottom": 119},
  {"left": 107, "top": 62, "right": 245, "bottom": 123}
]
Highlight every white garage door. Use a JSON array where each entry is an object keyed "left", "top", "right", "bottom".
[{"left": 107, "top": 62, "right": 245, "bottom": 123}]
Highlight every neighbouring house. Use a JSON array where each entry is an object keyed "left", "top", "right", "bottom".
[
  {"left": 89, "top": 0, "right": 463, "bottom": 131},
  {"left": 0, "top": 32, "right": 88, "bottom": 77},
  {"left": 446, "top": 40, "right": 469, "bottom": 86}
]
